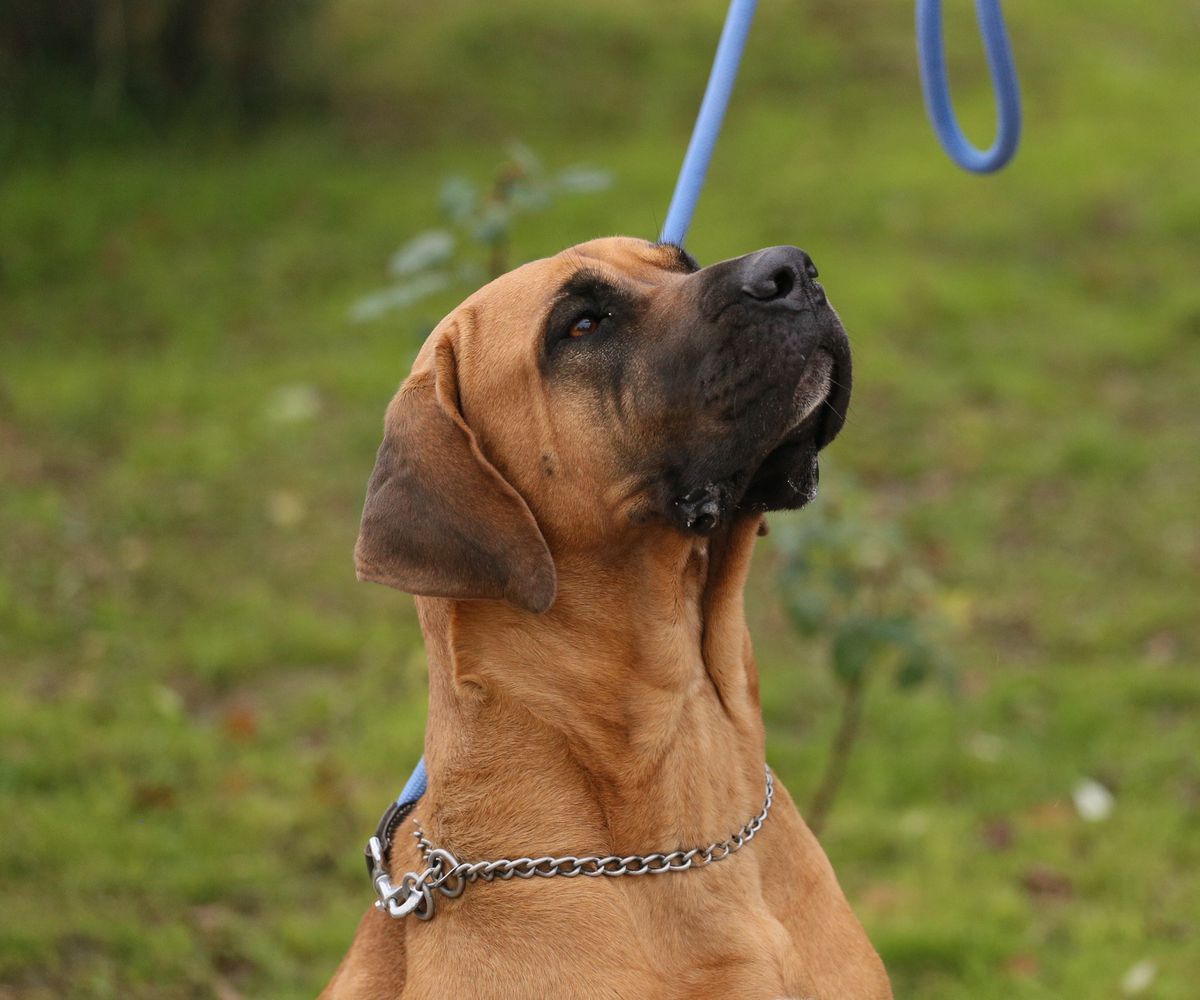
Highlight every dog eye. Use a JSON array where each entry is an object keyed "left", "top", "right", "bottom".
[{"left": 567, "top": 313, "right": 604, "bottom": 339}]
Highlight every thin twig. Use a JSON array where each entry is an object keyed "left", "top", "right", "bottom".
[{"left": 807, "top": 677, "right": 866, "bottom": 837}]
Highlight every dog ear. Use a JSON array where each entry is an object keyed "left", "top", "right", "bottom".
[{"left": 354, "top": 336, "right": 557, "bottom": 613}]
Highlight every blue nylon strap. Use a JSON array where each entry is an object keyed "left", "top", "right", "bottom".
[
  {"left": 916, "top": 0, "right": 1022, "bottom": 173},
  {"left": 397, "top": 755, "right": 428, "bottom": 808},
  {"left": 660, "top": 0, "right": 759, "bottom": 247}
]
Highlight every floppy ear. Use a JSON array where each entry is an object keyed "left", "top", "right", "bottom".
[{"left": 354, "top": 336, "right": 557, "bottom": 613}]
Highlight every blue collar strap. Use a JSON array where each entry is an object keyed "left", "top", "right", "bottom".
[{"left": 363, "top": 757, "right": 428, "bottom": 875}]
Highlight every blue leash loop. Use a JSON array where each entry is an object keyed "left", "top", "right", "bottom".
[
  {"left": 916, "top": 0, "right": 1022, "bottom": 174},
  {"left": 660, "top": 0, "right": 1022, "bottom": 246},
  {"left": 374, "top": 0, "right": 1023, "bottom": 838}
]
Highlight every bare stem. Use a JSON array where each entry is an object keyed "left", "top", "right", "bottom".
[{"left": 806, "top": 677, "right": 866, "bottom": 837}]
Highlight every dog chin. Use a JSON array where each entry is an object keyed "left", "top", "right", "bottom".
[
  {"left": 737, "top": 354, "right": 843, "bottom": 513},
  {"left": 665, "top": 350, "right": 849, "bottom": 534},
  {"left": 741, "top": 439, "right": 821, "bottom": 512},
  {"left": 665, "top": 441, "right": 818, "bottom": 537},
  {"left": 666, "top": 426, "right": 821, "bottom": 535}
]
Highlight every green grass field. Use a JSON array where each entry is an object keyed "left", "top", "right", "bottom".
[{"left": 2, "top": 1, "right": 1198, "bottom": 997}]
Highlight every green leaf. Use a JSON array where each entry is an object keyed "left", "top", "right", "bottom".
[
  {"left": 456, "top": 260, "right": 486, "bottom": 287},
  {"left": 389, "top": 229, "right": 455, "bottom": 277},
  {"left": 439, "top": 176, "right": 478, "bottom": 223},
  {"left": 506, "top": 141, "right": 543, "bottom": 177},
  {"left": 350, "top": 272, "right": 451, "bottom": 322},
  {"left": 874, "top": 615, "right": 917, "bottom": 648},
  {"left": 831, "top": 619, "right": 879, "bottom": 686},
  {"left": 509, "top": 183, "right": 552, "bottom": 212},
  {"left": 555, "top": 166, "right": 613, "bottom": 194},
  {"left": 472, "top": 203, "right": 511, "bottom": 245},
  {"left": 831, "top": 566, "right": 858, "bottom": 597},
  {"left": 784, "top": 589, "right": 827, "bottom": 636},
  {"left": 896, "top": 645, "right": 933, "bottom": 689}
]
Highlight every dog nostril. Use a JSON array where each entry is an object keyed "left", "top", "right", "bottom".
[
  {"left": 743, "top": 266, "right": 797, "bottom": 302},
  {"left": 769, "top": 267, "right": 795, "bottom": 299},
  {"left": 803, "top": 258, "right": 819, "bottom": 280}
]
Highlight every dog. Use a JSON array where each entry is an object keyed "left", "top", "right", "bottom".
[{"left": 323, "top": 237, "right": 891, "bottom": 999}]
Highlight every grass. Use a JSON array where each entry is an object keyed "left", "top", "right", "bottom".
[{"left": 2, "top": 1, "right": 1198, "bottom": 996}]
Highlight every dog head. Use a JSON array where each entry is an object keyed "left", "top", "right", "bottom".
[{"left": 355, "top": 237, "right": 851, "bottom": 613}]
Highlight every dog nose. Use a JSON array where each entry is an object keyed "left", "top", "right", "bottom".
[{"left": 739, "top": 246, "right": 819, "bottom": 304}]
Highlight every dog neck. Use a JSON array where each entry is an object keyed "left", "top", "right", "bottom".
[{"left": 408, "top": 514, "right": 768, "bottom": 862}]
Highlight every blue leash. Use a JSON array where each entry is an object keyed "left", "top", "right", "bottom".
[
  {"left": 660, "top": 0, "right": 760, "bottom": 248},
  {"left": 378, "top": 0, "right": 1023, "bottom": 832},
  {"left": 916, "top": 0, "right": 1022, "bottom": 174},
  {"left": 660, "top": 0, "right": 1022, "bottom": 246}
]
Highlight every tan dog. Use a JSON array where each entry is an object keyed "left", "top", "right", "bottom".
[{"left": 324, "top": 237, "right": 890, "bottom": 999}]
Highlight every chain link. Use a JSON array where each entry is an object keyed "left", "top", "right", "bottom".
[{"left": 368, "top": 766, "right": 774, "bottom": 920}]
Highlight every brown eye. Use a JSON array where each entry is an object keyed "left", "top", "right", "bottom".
[{"left": 569, "top": 314, "right": 601, "bottom": 338}]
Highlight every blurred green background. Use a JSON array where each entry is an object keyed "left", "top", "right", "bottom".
[{"left": 2, "top": 1, "right": 1198, "bottom": 997}]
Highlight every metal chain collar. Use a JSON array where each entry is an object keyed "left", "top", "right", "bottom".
[{"left": 367, "top": 766, "right": 774, "bottom": 921}]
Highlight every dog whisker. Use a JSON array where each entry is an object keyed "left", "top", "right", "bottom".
[{"left": 820, "top": 395, "right": 848, "bottom": 422}]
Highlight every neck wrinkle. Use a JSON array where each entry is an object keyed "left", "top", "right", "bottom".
[{"left": 412, "top": 517, "right": 768, "bottom": 863}]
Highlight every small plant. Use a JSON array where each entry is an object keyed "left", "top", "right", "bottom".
[
  {"left": 353, "top": 143, "right": 612, "bottom": 322},
  {"left": 772, "top": 481, "right": 957, "bottom": 834}
]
